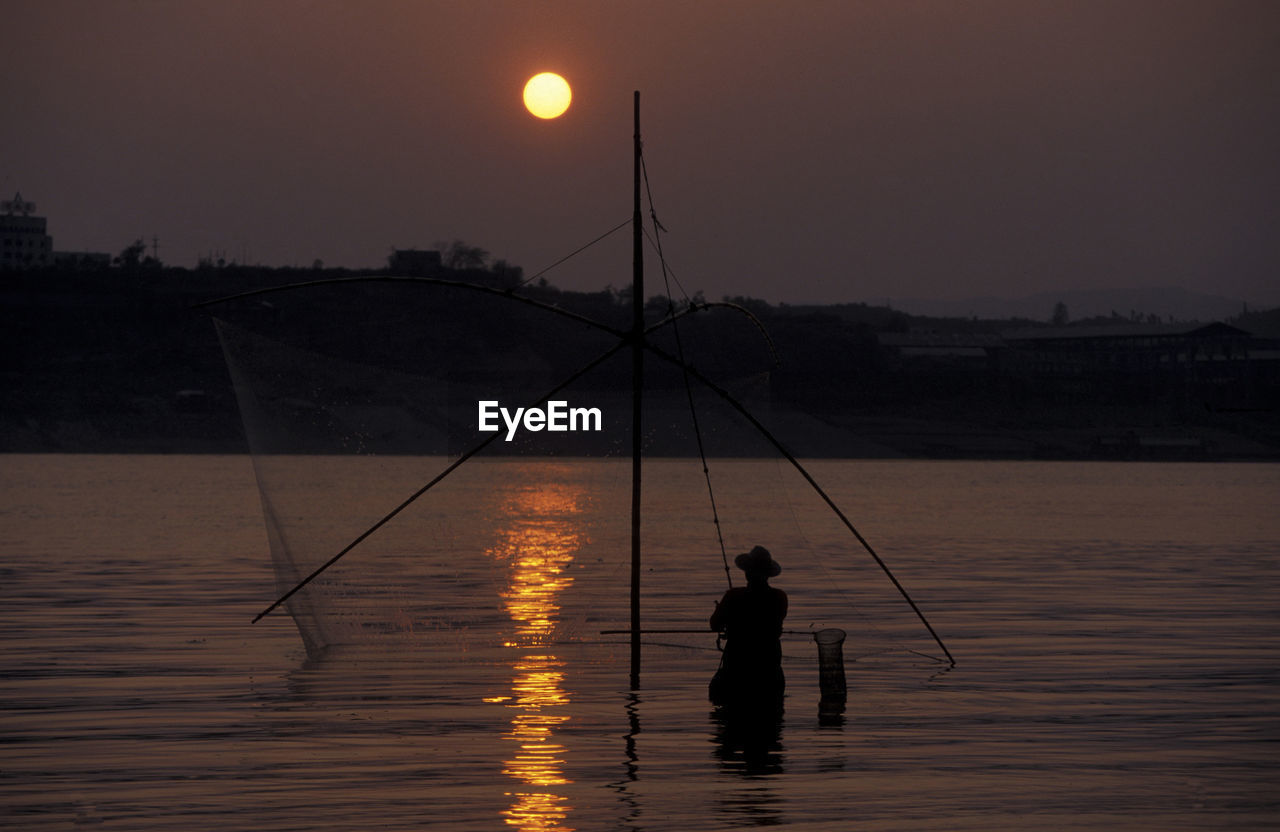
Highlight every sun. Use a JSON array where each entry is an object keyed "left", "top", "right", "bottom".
[{"left": 523, "top": 72, "right": 572, "bottom": 119}]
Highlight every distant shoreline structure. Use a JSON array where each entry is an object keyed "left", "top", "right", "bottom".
[{"left": 881, "top": 286, "right": 1256, "bottom": 323}]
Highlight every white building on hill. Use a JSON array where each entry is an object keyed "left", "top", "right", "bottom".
[{"left": 1, "top": 192, "right": 53, "bottom": 270}]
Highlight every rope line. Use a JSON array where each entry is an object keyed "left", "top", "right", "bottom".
[
  {"left": 518, "top": 217, "right": 631, "bottom": 288},
  {"left": 634, "top": 246, "right": 782, "bottom": 371},
  {"left": 641, "top": 154, "right": 733, "bottom": 588}
]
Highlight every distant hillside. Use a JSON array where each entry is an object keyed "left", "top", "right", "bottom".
[
  {"left": 3, "top": 264, "right": 1277, "bottom": 458},
  {"left": 884, "top": 287, "right": 1251, "bottom": 323}
]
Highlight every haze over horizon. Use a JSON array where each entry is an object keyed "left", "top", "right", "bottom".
[{"left": 6, "top": 1, "right": 1278, "bottom": 307}]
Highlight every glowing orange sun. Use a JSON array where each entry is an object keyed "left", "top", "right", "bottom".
[{"left": 523, "top": 72, "right": 572, "bottom": 119}]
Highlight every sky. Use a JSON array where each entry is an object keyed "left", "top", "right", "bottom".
[{"left": 6, "top": 0, "right": 1279, "bottom": 307}]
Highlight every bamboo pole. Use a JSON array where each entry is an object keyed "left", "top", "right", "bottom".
[{"left": 629, "top": 90, "right": 644, "bottom": 691}]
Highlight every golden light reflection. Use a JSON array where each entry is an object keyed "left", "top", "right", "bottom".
[
  {"left": 503, "top": 656, "right": 571, "bottom": 787},
  {"left": 485, "top": 480, "right": 587, "bottom": 832}
]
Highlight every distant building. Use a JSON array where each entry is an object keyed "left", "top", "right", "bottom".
[
  {"left": 878, "top": 330, "right": 1004, "bottom": 365},
  {"left": 1002, "top": 321, "right": 1257, "bottom": 406},
  {"left": 876, "top": 321, "right": 1275, "bottom": 411},
  {"left": 1003, "top": 321, "right": 1251, "bottom": 374},
  {"left": 1, "top": 192, "right": 53, "bottom": 270},
  {"left": 876, "top": 330, "right": 1007, "bottom": 400}
]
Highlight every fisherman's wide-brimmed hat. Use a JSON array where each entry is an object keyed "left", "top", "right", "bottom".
[{"left": 734, "top": 545, "right": 781, "bottom": 577}]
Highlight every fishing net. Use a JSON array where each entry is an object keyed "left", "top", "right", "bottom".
[{"left": 210, "top": 277, "right": 951, "bottom": 677}]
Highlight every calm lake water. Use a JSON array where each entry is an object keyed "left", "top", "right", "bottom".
[{"left": 2, "top": 454, "right": 1277, "bottom": 830}]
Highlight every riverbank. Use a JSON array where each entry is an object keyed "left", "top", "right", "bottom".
[{"left": 4, "top": 404, "right": 1277, "bottom": 461}]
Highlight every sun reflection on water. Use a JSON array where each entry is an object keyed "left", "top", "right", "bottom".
[{"left": 484, "top": 479, "right": 586, "bottom": 832}]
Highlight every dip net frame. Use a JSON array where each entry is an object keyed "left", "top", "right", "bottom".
[{"left": 206, "top": 276, "right": 953, "bottom": 680}]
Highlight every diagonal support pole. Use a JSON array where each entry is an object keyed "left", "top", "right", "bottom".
[{"left": 249, "top": 338, "right": 629, "bottom": 624}]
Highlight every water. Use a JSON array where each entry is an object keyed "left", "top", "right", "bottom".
[{"left": 2, "top": 455, "right": 1277, "bottom": 830}]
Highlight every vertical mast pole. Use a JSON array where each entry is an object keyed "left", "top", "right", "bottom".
[{"left": 630, "top": 90, "right": 644, "bottom": 690}]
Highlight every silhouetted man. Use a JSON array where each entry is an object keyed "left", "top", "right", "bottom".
[{"left": 709, "top": 546, "right": 788, "bottom": 707}]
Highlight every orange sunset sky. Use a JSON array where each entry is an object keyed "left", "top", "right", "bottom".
[{"left": 6, "top": 1, "right": 1278, "bottom": 307}]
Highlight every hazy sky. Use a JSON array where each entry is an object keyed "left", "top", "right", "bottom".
[{"left": 7, "top": 1, "right": 1279, "bottom": 306}]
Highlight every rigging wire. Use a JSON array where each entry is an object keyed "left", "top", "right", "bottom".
[
  {"left": 517, "top": 218, "right": 632, "bottom": 288},
  {"left": 640, "top": 153, "right": 733, "bottom": 589},
  {"left": 638, "top": 228, "right": 782, "bottom": 370}
]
